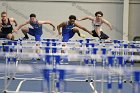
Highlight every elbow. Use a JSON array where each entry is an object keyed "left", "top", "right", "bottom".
[
  {"left": 47, "top": 20, "right": 52, "bottom": 24},
  {"left": 15, "top": 24, "right": 18, "bottom": 26}
]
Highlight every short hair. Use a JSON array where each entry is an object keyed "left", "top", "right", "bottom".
[
  {"left": 1, "top": 11, "right": 7, "bottom": 16},
  {"left": 69, "top": 15, "right": 76, "bottom": 20},
  {"left": 95, "top": 11, "right": 103, "bottom": 17},
  {"left": 30, "top": 13, "right": 36, "bottom": 18}
]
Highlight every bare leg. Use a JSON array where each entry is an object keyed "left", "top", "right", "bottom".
[
  {"left": 95, "top": 27, "right": 101, "bottom": 38},
  {"left": 7, "top": 33, "right": 14, "bottom": 40},
  {"left": 21, "top": 27, "right": 29, "bottom": 39},
  {"left": 72, "top": 28, "right": 85, "bottom": 38},
  {"left": 95, "top": 28, "right": 111, "bottom": 40}
]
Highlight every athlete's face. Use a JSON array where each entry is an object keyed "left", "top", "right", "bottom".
[
  {"left": 30, "top": 17, "right": 37, "bottom": 23},
  {"left": 96, "top": 14, "right": 102, "bottom": 20},
  {"left": 69, "top": 19, "right": 75, "bottom": 24},
  {"left": 1, "top": 14, "right": 7, "bottom": 21}
]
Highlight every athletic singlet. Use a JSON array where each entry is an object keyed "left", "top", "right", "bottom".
[
  {"left": 62, "top": 21, "right": 75, "bottom": 34},
  {"left": 30, "top": 20, "right": 43, "bottom": 35},
  {"left": 1, "top": 18, "right": 13, "bottom": 34},
  {"left": 92, "top": 19, "right": 103, "bottom": 31}
]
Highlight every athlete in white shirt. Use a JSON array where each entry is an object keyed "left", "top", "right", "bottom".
[{"left": 78, "top": 11, "right": 112, "bottom": 40}]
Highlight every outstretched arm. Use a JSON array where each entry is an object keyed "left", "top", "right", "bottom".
[
  {"left": 39, "top": 20, "right": 55, "bottom": 31},
  {"left": 77, "top": 16, "right": 94, "bottom": 21},
  {"left": 102, "top": 19, "right": 112, "bottom": 30},
  {"left": 57, "top": 22, "right": 65, "bottom": 35},
  {"left": 16, "top": 21, "right": 29, "bottom": 31},
  {"left": 74, "top": 22, "right": 93, "bottom": 35}
]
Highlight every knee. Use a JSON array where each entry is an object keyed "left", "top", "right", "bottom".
[
  {"left": 7, "top": 34, "right": 14, "bottom": 40},
  {"left": 72, "top": 28, "right": 79, "bottom": 32},
  {"left": 11, "top": 35, "right": 14, "bottom": 40},
  {"left": 21, "top": 27, "right": 28, "bottom": 33}
]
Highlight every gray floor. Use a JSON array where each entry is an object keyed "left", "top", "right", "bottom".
[{"left": 0, "top": 58, "right": 140, "bottom": 93}]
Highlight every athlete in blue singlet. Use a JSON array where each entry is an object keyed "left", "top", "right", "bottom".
[
  {"left": 61, "top": 21, "right": 76, "bottom": 42},
  {"left": 16, "top": 13, "right": 55, "bottom": 41},
  {"left": 15, "top": 13, "right": 55, "bottom": 57},
  {"left": 57, "top": 15, "right": 92, "bottom": 42},
  {"left": 57, "top": 15, "right": 93, "bottom": 53}
]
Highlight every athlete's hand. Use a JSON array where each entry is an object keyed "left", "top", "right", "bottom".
[
  {"left": 12, "top": 29, "right": 18, "bottom": 34},
  {"left": 76, "top": 18, "right": 81, "bottom": 21}
]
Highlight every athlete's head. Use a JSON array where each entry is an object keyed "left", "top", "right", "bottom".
[
  {"left": 95, "top": 11, "right": 103, "bottom": 19},
  {"left": 1, "top": 11, "right": 7, "bottom": 21},
  {"left": 69, "top": 15, "right": 76, "bottom": 24},
  {"left": 30, "top": 13, "right": 37, "bottom": 23}
]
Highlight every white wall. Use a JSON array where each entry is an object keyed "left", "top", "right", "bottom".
[
  {"left": 129, "top": 2, "right": 140, "bottom": 40},
  {"left": 0, "top": 0, "right": 124, "bottom": 40}
]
